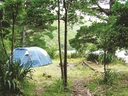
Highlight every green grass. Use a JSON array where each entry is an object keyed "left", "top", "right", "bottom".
[
  {"left": 41, "top": 79, "right": 72, "bottom": 96},
  {"left": 22, "top": 59, "right": 128, "bottom": 96},
  {"left": 22, "top": 58, "right": 89, "bottom": 95},
  {"left": 110, "top": 63, "right": 128, "bottom": 71},
  {"left": 21, "top": 81, "right": 36, "bottom": 96},
  {"left": 84, "top": 69, "right": 128, "bottom": 96}
]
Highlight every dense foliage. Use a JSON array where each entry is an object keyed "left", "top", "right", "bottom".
[
  {"left": 0, "top": 61, "right": 33, "bottom": 95},
  {"left": 112, "top": 2, "right": 128, "bottom": 48}
]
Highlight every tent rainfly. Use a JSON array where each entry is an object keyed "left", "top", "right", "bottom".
[{"left": 13, "top": 47, "right": 52, "bottom": 67}]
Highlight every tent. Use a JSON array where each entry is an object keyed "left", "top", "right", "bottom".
[{"left": 13, "top": 47, "right": 52, "bottom": 67}]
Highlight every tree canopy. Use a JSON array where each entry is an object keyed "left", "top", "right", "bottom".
[{"left": 70, "top": 0, "right": 128, "bottom": 52}]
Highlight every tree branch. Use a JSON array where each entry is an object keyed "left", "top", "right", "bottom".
[{"left": 94, "top": 0, "right": 111, "bottom": 16}]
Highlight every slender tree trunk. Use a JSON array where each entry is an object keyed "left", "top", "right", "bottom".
[
  {"left": 58, "top": 0, "right": 64, "bottom": 79},
  {"left": 22, "top": 26, "right": 26, "bottom": 47},
  {"left": 11, "top": 12, "right": 15, "bottom": 63},
  {"left": 103, "top": 50, "right": 107, "bottom": 82},
  {"left": 63, "top": 0, "right": 68, "bottom": 88},
  {"left": 103, "top": 37, "right": 108, "bottom": 82}
]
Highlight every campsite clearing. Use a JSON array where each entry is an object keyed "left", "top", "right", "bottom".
[{"left": 24, "top": 58, "right": 128, "bottom": 96}]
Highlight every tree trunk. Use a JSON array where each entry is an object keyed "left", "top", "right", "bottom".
[
  {"left": 11, "top": 12, "right": 15, "bottom": 63},
  {"left": 58, "top": 0, "right": 64, "bottom": 80},
  {"left": 63, "top": 0, "right": 68, "bottom": 88},
  {"left": 103, "top": 50, "right": 107, "bottom": 82},
  {"left": 22, "top": 26, "right": 26, "bottom": 47}
]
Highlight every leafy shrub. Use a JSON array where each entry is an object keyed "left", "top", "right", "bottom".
[
  {"left": 0, "top": 61, "right": 33, "bottom": 95},
  {"left": 86, "top": 52, "right": 118, "bottom": 64},
  {"left": 0, "top": 50, "right": 8, "bottom": 64},
  {"left": 86, "top": 53, "right": 99, "bottom": 62},
  {"left": 8, "top": 61, "right": 33, "bottom": 80},
  {"left": 104, "top": 69, "right": 119, "bottom": 85},
  {"left": 46, "top": 47, "right": 59, "bottom": 59},
  {"left": 98, "top": 53, "right": 117, "bottom": 64},
  {"left": 70, "top": 52, "right": 80, "bottom": 58}
]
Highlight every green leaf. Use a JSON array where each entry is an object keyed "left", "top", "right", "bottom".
[
  {"left": 7, "top": 80, "right": 11, "bottom": 89},
  {"left": 5, "top": 71, "right": 9, "bottom": 76},
  {"left": 9, "top": 71, "right": 12, "bottom": 76},
  {"left": 12, "top": 80, "right": 16, "bottom": 90}
]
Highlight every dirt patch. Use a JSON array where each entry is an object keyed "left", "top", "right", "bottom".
[
  {"left": 34, "top": 87, "right": 44, "bottom": 96},
  {"left": 70, "top": 79, "right": 92, "bottom": 96}
]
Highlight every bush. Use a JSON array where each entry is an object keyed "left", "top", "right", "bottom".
[
  {"left": 86, "top": 52, "right": 118, "bottom": 64},
  {"left": 104, "top": 69, "right": 119, "bottom": 85},
  {"left": 46, "top": 47, "right": 59, "bottom": 59},
  {"left": 98, "top": 53, "right": 117, "bottom": 64},
  {"left": 70, "top": 52, "right": 80, "bottom": 58},
  {"left": 86, "top": 53, "right": 99, "bottom": 62},
  {"left": 0, "top": 61, "right": 33, "bottom": 95}
]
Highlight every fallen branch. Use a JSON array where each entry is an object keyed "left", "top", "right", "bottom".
[{"left": 83, "top": 61, "right": 97, "bottom": 71}]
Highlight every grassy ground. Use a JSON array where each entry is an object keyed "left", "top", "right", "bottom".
[
  {"left": 84, "top": 61, "right": 128, "bottom": 96},
  {"left": 23, "top": 58, "right": 128, "bottom": 96}
]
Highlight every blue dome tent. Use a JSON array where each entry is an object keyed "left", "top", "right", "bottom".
[{"left": 13, "top": 47, "right": 52, "bottom": 67}]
